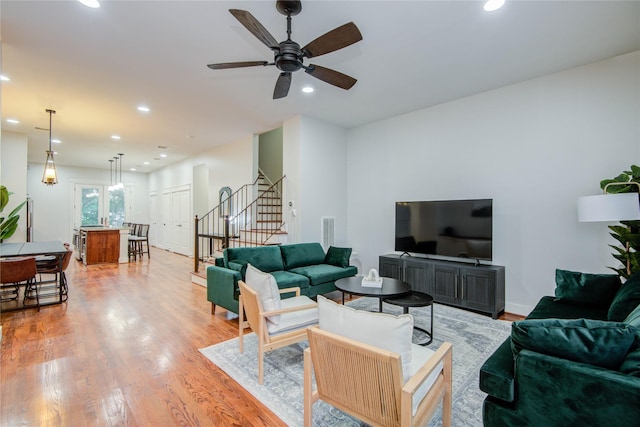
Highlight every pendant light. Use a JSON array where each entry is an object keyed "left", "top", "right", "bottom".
[
  {"left": 41, "top": 109, "right": 58, "bottom": 185},
  {"left": 108, "top": 159, "right": 115, "bottom": 191},
  {"left": 117, "top": 153, "right": 124, "bottom": 189}
]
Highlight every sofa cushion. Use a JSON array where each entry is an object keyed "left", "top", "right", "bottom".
[
  {"left": 280, "top": 243, "right": 326, "bottom": 270},
  {"left": 511, "top": 318, "right": 636, "bottom": 370},
  {"left": 619, "top": 336, "right": 640, "bottom": 376},
  {"left": 526, "top": 296, "right": 609, "bottom": 321},
  {"left": 318, "top": 295, "right": 414, "bottom": 382},
  {"left": 324, "top": 246, "right": 352, "bottom": 268},
  {"left": 288, "top": 264, "right": 357, "bottom": 286},
  {"left": 226, "top": 246, "right": 284, "bottom": 273},
  {"left": 608, "top": 273, "right": 640, "bottom": 321},
  {"left": 269, "top": 270, "right": 310, "bottom": 290},
  {"left": 244, "top": 264, "right": 281, "bottom": 325},
  {"left": 554, "top": 269, "right": 621, "bottom": 308}
]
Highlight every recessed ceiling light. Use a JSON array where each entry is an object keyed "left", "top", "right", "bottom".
[
  {"left": 302, "top": 86, "right": 314, "bottom": 93},
  {"left": 130, "top": 168, "right": 137, "bottom": 171},
  {"left": 0, "top": 75, "right": 10, "bottom": 82},
  {"left": 6, "top": 118, "right": 19, "bottom": 124},
  {"left": 160, "top": 153, "right": 167, "bottom": 158},
  {"left": 484, "top": 0, "right": 505, "bottom": 12},
  {"left": 78, "top": 0, "right": 100, "bottom": 8},
  {"left": 111, "top": 135, "right": 121, "bottom": 140},
  {"left": 52, "top": 139, "right": 62, "bottom": 144},
  {"left": 137, "top": 105, "right": 150, "bottom": 113},
  {"left": 143, "top": 161, "right": 150, "bottom": 165}
]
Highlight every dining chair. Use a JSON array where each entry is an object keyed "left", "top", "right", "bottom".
[
  {"left": 34, "top": 249, "right": 72, "bottom": 301},
  {"left": 1, "top": 257, "right": 38, "bottom": 307},
  {"left": 238, "top": 264, "right": 318, "bottom": 384}
]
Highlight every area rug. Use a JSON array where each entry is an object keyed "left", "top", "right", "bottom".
[{"left": 199, "top": 298, "right": 512, "bottom": 426}]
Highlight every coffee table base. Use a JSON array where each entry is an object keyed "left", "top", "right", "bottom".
[{"left": 382, "top": 291, "right": 434, "bottom": 346}]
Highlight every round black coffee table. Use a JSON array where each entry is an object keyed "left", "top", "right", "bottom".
[
  {"left": 383, "top": 291, "right": 434, "bottom": 346},
  {"left": 335, "top": 276, "right": 411, "bottom": 312}
]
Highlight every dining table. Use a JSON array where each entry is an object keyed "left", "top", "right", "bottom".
[{"left": 0, "top": 240, "right": 68, "bottom": 311}]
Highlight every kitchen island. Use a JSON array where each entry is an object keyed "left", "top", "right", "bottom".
[{"left": 74, "top": 226, "right": 130, "bottom": 265}]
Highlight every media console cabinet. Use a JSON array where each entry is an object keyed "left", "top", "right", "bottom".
[{"left": 379, "top": 254, "right": 505, "bottom": 319}]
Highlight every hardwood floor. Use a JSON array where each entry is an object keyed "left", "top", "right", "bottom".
[
  {"left": 1, "top": 247, "right": 286, "bottom": 426},
  {"left": 1, "top": 247, "right": 521, "bottom": 426}
]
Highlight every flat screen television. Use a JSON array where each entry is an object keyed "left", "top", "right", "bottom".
[{"left": 395, "top": 199, "right": 493, "bottom": 261}]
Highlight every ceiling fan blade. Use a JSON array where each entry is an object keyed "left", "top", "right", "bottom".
[
  {"left": 302, "top": 22, "right": 363, "bottom": 58},
  {"left": 229, "top": 9, "right": 280, "bottom": 50},
  {"left": 273, "top": 72, "right": 292, "bottom": 99},
  {"left": 305, "top": 65, "right": 357, "bottom": 90},
  {"left": 207, "top": 61, "right": 269, "bottom": 70}
]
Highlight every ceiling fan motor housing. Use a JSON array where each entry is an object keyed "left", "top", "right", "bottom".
[{"left": 276, "top": 40, "right": 303, "bottom": 72}]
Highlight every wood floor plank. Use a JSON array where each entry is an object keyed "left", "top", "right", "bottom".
[{"left": 1, "top": 247, "right": 286, "bottom": 426}]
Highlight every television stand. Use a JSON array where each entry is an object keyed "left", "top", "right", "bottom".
[{"left": 379, "top": 254, "right": 505, "bottom": 319}]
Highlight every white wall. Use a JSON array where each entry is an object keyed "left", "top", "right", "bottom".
[
  {"left": 283, "top": 116, "right": 349, "bottom": 246},
  {"left": 0, "top": 131, "right": 28, "bottom": 242},
  {"left": 26, "top": 163, "right": 149, "bottom": 243},
  {"left": 346, "top": 51, "right": 640, "bottom": 315}
]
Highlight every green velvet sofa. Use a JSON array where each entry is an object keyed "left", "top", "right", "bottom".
[
  {"left": 480, "top": 269, "right": 640, "bottom": 426},
  {"left": 206, "top": 242, "right": 357, "bottom": 314}
]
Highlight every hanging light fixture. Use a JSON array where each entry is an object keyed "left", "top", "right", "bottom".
[
  {"left": 117, "top": 153, "right": 124, "bottom": 189},
  {"left": 108, "top": 159, "right": 115, "bottom": 191},
  {"left": 41, "top": 109, "right": 58, "bottom": 185}
]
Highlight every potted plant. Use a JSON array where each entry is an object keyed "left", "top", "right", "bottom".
[
  {"left": 0, "top": 185, "right": 26, "bottom": 242},
  {"left": 600, "top": 165, "right": 640, "bottom": 279}
]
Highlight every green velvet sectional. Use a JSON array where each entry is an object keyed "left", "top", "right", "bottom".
[
  {"left": 480, "top": 269, "right": 640, "bottom": 426},
  {"left": 206, "top": 242, "right": 357, "bottom": 314}
]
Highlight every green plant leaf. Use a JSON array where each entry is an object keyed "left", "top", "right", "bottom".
[
  {"left": 6, "top": 200, "right": 26, "bottom": 218},
  {"left": 0, "top": 186, "right": 8, "bottom": 212}
]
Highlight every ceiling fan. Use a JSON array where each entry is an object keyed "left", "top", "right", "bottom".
[{"left": 207, "top": 0, "right": 363, "bottom": 99}]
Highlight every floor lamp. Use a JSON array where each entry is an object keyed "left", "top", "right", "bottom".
[{"left": 578, "top": 182, "right": 640, "bottom": 276}]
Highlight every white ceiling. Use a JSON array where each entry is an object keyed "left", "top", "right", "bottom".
[{"left": 2, "top": 0, "right": 639, "bottom": 173}]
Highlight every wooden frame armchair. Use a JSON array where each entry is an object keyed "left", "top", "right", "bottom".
[
  {"left": 304, "top": 326, "right": 453, "bottom": 427},
  {"left": 238, "top": 280, "right": 318, "bottom": 384}
]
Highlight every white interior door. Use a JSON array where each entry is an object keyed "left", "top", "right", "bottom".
[
  {"left": 149, "top": 193, "right": 159, "bottom": 246},
  {"left": 160, "top": 191, "right": 171, "bottom": 250},
  {"left": 171, "top": 187, "right": 191, "bottom": 255}
]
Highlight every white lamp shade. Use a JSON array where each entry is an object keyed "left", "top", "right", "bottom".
[{"left": 578, "top": 193, "right": 640, "bottom": 222}]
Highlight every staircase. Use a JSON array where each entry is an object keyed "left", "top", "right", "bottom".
[{"left": 192, "top": 173, "right": 287, "bottom": 280}]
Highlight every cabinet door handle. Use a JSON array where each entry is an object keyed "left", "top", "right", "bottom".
[
  {"left": 461, "top": 276, "right": 464, "bottom": 300},
  {"left": 455, "top": 275, "right": 458, "bottom": 299}
]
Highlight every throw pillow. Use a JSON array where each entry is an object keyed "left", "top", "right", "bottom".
[
  {"left": 554, "top": 269, "right": 621, "bottom": 308},
  {"left": 510, "top": 318, "right": 636, "bottom": 370},
  {"left": 244, "top": 264, "right": 281, "bottom": 325},
  {"left": 608, "top": 273, "right": 640, "bottom": 321},
  {"left": 624, "top": 304, "right": 640, "bottom": 329},
  {"left": 324, "top": 246, "right": 352, "bottom": 268},
  {"left": 317, "top": 295, "right": 414, "bottom": 382},
  {"left": 228, "top": 259, "right": 249, "bottom": 279}
]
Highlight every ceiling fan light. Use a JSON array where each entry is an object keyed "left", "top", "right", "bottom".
[{"left": 484, "top": 0, "right": 505, "bottom": 12}]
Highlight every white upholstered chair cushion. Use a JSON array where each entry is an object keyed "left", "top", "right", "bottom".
[
  {"left": 245, "top": 264, "right": 281, "bottom": 325},
  {"left": 317, "top": 295, "right": 414, "bottom": 381},
  {"left": 267, "top": 295, "right": 319, "bottom": 335},
  {"left": 317, "top": 295, "right": 443, "bottom": 414}
]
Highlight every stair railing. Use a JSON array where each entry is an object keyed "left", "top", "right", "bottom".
[
  {"left": 232, "top": 175, "right": 286, "bottom": 250},
  {"left": 193, "top": 174, "right": 286, "bottom": 273},
  {"left": 193, "top": 177, "right": 259, "bottom": 272}
]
